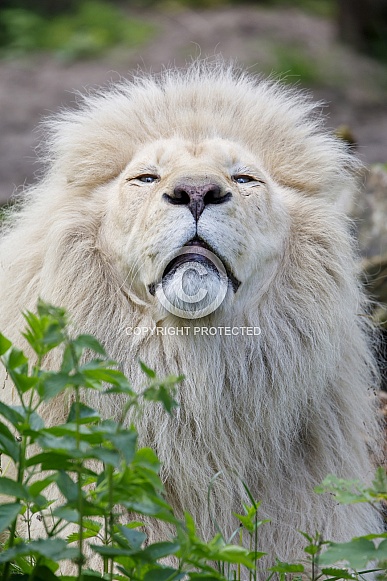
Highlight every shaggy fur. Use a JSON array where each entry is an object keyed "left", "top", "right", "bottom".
[{"left": 0, "top": 61, "right": 383, "bottom": 570}]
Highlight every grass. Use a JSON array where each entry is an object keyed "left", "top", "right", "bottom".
[
  {"left": 271, "top": 44, "right": 324, "bottom": 84},
  {"left": 0, "top": 0, "right": 155, "bottom": 61},
  {"left": 262, "top": 0, "right": 335, "bottom": 18},
  {"left": 138, "top": 0, "right": 335, "bottom": 18}
]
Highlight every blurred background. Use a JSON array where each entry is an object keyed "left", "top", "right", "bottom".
[
  {"left": 0, "top": 0, "right": 387, "bottom": 203},
  {"left": 0, "top": 0, "right": 386, "bottom": 356}
]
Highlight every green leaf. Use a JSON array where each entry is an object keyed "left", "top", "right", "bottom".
[
  {"left": 0, "top": 432, "right": 20, "bottom": 462},
  {"left": 140, "top": 360, "right": 156, "bottom": 378},
  {"left": 374, "top": 538, "right": 387, "bottom": 561},
  {"left": 0, "top": 477, "right": 29, "bottom": 500},
  {"left": 141, "top": 541, "right": 180, "bottom": 561},
  {"left": 117, "top": 524, "right": 147, "bottom": 550},
  {"left": 33, "top": 301, "right": 62, "bottom": 319},
  {"left": 28, "top": 565, "right": 59, "bottom": 581},
  {"left": 67, "top": 529, "right": 99, "bottom": 543},
  {"left": 43, "top": 423, "right": 101, "bottom": 441},
  {"left": 144, "top": 568, "right": 185, "bottom": 581},
  {"left": 73, "top": 334, "right": 106, "bottom": 355},
  {"left": 183, "top": 512, "right": 196, "bottom": 537},
  {"left": 319, "top": 538, "right": 376, "bottom": 569},
  {"left": 121, "top": 496, "right": 173, "bottom": 519},
  {"left": 37, "top": 372, "right": 71, "bottom": 400},
  {"left": 134, "top": 447, "right": 160, "bottom": 470},
  {"left": 7, "top": 348, "right": 28, "bottom": 370},
  {"left": 67, "top": 402, "right": 100, "bottom": 424},
  {"left": 73, "top": 575, "right": 104, "bottom": 581},
  {"left": 304, "top": 543, "right": 320, "bottom": 555},
  {"left": 188, "top": 573, "right": 225, "bottom": 580},
  {"left": 320, "top": 567, "right": 356, "bottom": 579},
  {"left": 300, "top": 531, "right": 314, "bottom": 544},
  {"left": 38, "top": 431, "right": 91, "bottom": 454},
  {"left": 23, "top": 302, "right": 67, "bottom": 356},
  {"left": 41, "top": 325, "right": 66, "bottom": 348},
  {"left": 249, "top": 550, "right": 267, "bottom": 561},
  {"left": 90, "top": 545, "right": 133, "bottom": 558},
  {"left": 55, "top": 471, "right": 79, "bottom": 502},
  {"left": 109, "top": 431, "right": 137, "bottom": 464},
  {"left": 79, "top": 361, "right": 131, "bottom": 390},
  {"left": 270, "top": 562, "right": 305, "bottom": 573},
  {"left": 0, "top": 401, "right": 25, "bottom": 425},
  {"left": 0, "top": 333, "right": 12, "bottom": 356},
  {"left": 82, "top": 519, "right": 102, "bottom": 534},
  {"left": 360, "top": 532, "right": 387, "bottom": 540},
  {"left": 26, "top": 450, "right": 78, "bottom": 470},
  {"left": 9, "top": 372, "right": 38, "bottom": 394},
  {"left": 0, "top": 538, "right": 78, "bottom": 563},
  {"left": 0, "top": 404, "right": 43, "bottom": 433},
  {"left": 60, "top": 344, "right": 75, "bottom": 373},
  {"left": 36, "top": 302, "right": 67, "bottom": 323},
  {"left": 25, "top": 409, "right": 44, "bottom": 431},
  {"left": 0, "top": 502, "right": 22, "bottom": 533},
  {"left": 212, "top": 545, "right": 255, "bottom": 568},
  {"left": 145, "top": 384, "right": 178, "bottom": 414},
  {"left": 52, "top": 506, "right": 79, "bottom": 523},
  {"left": 91, "top": 448, "right": 120, "bottom": 467},
  {"left": 372, "top": 466, "right": 387, "bottom": 494},
  {"left": 315, "top": 475, "right": 368, "bottom": 504},
  {"left": 29, "top": 476, "right": 57, "bottom": 497},
  {"left": 233, "top": 504, "right": 260, "bottom": 533}
]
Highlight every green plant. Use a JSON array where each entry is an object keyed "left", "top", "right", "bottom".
[
  {"left": 0, "top": 301, "right": 259, "bottom": 580},
  {"left": 0, "top": 301, "right": 387, "bottom": 580},
  {"left": 0, "top": 1, "right": 154, "bottom": 60},
  {"left": 271, "top": 44, "right": 323, "bottom": 84},
  {"left": 261, "top": 0, "right": 335, "bottom": 18},
  {"left": 313, "top": 471, "right": 387, "bottom": 576}
]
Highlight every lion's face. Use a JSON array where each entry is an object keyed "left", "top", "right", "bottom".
[{"left": 103, "top": 137, "right": 289, "bottom": 317}]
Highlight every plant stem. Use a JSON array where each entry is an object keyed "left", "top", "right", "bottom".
[
  {"left": 3, "top": 354, "right": 41, "bottom": 581},
  {"left": 108, "top": 465, "right": 114, "bottom": 581},
  {"left": 238, "top": 524, "right": 242, "bottom": 581},
  {"left": 68, "top": 338, "right": 85, "bottom": 579},
  {"left": 75, "top": 385, "right": 84, "bottom": 580},
  {"left": 103, "top": 511, "right": 109, "bottom": 575},
  {"left": 254, "top": 511, "right": 258, "bottom": 581}
]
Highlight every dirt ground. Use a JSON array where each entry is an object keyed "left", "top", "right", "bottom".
[{"left": 1, "top": 4, "right": 387, "bottom": 204}]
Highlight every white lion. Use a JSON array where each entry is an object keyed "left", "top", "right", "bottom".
[{"left": 0, "top": 61, "right": 383, "bottom": 570}]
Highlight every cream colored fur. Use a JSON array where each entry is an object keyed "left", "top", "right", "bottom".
[{"left": 0, "top": 61, "right": 383, "bottom": 571}]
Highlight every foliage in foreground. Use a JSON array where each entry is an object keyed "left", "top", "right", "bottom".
[{"left": 0, "top": 301, "right": 386, "bottom": 580}]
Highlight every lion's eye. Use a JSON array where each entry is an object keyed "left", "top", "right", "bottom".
[
  {"left": 233, "top": 175, "right": 254, "bottom": 184},
  {"left": 137, "top": 174, "right": 159, "bottom": 183}
]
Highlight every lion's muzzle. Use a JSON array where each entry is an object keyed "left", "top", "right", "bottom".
[{"left": 162, "top": 182, "right": 232, "bottom": 222}]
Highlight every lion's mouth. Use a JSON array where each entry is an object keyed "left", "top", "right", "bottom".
[
  {"left": 148, "top": 237, "right": 241, "bottom": 296},
  {"left": 183, "top": 238, "right": 241, "bottom": 292}
]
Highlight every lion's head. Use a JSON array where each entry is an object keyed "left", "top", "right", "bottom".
[
  {"left": 101, "top": 136, "right": 288, "bottom": 320},
  {"left": 32, "top": 62, "right": 357, "bottom": 326}
]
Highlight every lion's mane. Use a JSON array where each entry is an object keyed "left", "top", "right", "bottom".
[{"left": 0, "top": 61, "right": 383, "bottom": 568}]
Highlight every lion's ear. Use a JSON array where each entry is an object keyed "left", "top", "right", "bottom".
[
  {"left": 330, "top": 169, "right": 363, "bottom": 216},
  {"left": 54, "top": 132, "right": 134, "bottom": 189},
  {"left": 63, "top": 152, "right": 128, "bottom": 189},
  {"left": 44, "top": 101, "right": 138, "bottom": 189}
]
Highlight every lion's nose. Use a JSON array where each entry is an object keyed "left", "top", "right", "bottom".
[{"left": 163, "top": 184, "right": 232, "bottom": 221}]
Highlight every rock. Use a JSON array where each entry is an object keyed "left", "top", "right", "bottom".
[{"left": 356, "top": 165, "right": 387, "bottom": 391}]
